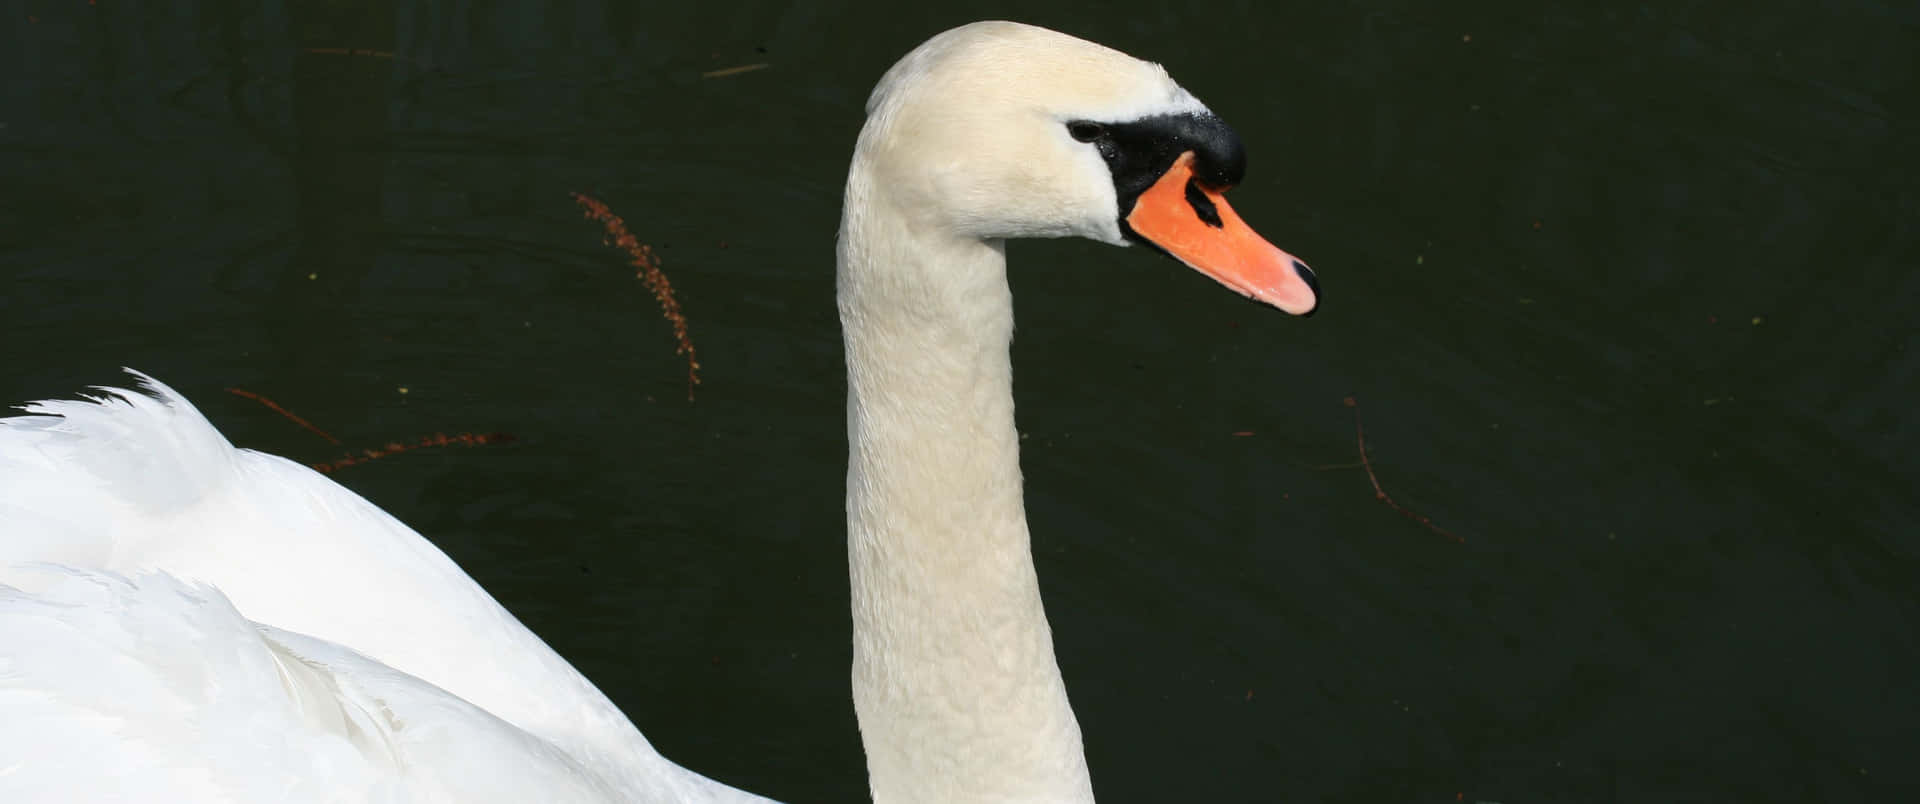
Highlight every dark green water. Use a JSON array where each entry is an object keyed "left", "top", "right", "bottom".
[{"left": 3, "top": 2, "right": 1914, "bottom": 801}]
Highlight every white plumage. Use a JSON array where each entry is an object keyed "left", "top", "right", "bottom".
[
  {"left": 1, "top": 568, "right": 616, "bottom": 802},
  {"left": 0, "top": 374, "right": 767, "bottom": 803}
]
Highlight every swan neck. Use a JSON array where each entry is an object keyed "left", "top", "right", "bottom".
[{"left": 837, "top": 173, "right": 1094, "bottom": 803}]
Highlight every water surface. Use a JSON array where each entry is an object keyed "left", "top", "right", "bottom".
[{"left": 3, "top": 2, "right": 1913, "bottom": 801}]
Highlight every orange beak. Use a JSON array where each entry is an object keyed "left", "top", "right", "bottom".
[{"left": 1125, "top": 151, "right": 1319, "bottom": 316}]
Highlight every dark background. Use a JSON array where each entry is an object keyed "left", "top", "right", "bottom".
[{"left": 3, "top": 1, "right": 1914, "bottom": 801}]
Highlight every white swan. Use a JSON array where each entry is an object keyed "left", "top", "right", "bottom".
[{"left": 0, "top": 20, "right": 1316, "bottom": 803}]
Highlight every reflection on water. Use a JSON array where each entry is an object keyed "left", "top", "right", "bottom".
[{"left": 2, "top": 1, "right": 1913, "bottom": 801}]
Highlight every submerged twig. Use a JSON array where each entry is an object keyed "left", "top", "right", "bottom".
[
  {"left": 1344, "top": 395, "right": 1463, "bottom": 544},
  {"left": 225, "top": 388, "right": 341, "bottom": 445},
  {"left": 701, "top": 63, "right": 769, "bottom": 79},
  {"left": 301, "top": 47, "right": 397, "bottom": 60}
]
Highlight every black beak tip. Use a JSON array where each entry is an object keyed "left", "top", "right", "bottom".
[{"left": 1293, "top": 259, "right": 1320, "bottom": 318}]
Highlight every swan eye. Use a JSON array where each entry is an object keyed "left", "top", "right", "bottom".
[{"left": 1066, "top": 121, "right": 1106, "bottom": 142}]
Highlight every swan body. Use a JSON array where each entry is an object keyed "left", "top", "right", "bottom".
[
  {"left": 0, "top": 375, "right": 768, "bottom": 804},
  {"left": 1, "top": 20, "right": 1316, "bottom": 803},
  {"left": 0, "top": 567, "right": 621, "bottom": 801}
]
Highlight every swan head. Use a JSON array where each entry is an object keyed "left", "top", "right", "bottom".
[{"left": 852, "top": 21, "right": 1319, "bottom": 315}]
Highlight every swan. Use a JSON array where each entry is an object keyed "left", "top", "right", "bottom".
[{"left": 0, "top": 20, "right": 1317, "bottom": 803}]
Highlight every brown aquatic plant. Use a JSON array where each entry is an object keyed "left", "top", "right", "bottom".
[
  {"left": 570, "top": 191, "right": 701, "bottom": 399},
  {"left": 225, "top": 387, "right": 512, "bottom": 473},
  {"left": 310, "top": 431, "right": 517, "bottom": 474},
  {"left": 1343, "top": 395, "right": 1463, "bottom": 544}
]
